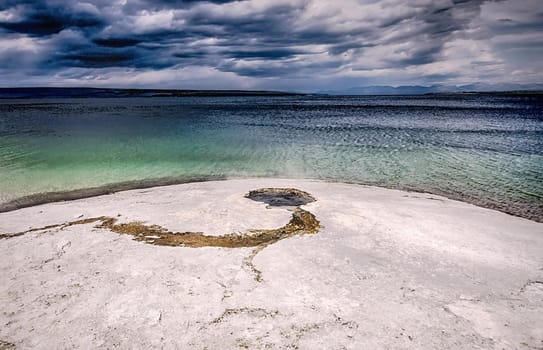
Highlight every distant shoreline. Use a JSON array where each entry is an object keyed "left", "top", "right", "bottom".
[
  {"left": 0, "top": 87, "right": 305, "bottom": 99},
  {"left": 1, "top": 87, "right": 542, "bottom": 98}
]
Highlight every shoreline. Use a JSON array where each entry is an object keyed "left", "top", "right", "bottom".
[
  {"left": 1, "top": 178, "right": 542, "bottom": 349},
  {"left": 1, "top": 176, "right": 541, "bottom": 223}
]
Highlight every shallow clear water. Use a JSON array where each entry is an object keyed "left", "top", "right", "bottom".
[{"left": 0, "top": 94, "right": 542, "bottom": 220}]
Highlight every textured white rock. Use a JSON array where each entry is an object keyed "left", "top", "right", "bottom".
[{"left": 0, "top": 179, "right": 542, "bottom": 349}]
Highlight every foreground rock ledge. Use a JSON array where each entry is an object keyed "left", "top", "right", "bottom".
[{"left": 0, "top": 179, "right": 542, "bottom": 349}]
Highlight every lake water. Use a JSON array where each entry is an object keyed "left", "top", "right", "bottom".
[{"left": 0, "top": 94, "right": 542, "bottom": 221}]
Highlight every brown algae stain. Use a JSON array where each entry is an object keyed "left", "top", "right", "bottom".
[
  {"left": 97, "top": 207, "right": 318, "bottom": 248},
  {"left": 0, "top": 188, "right": 320, "bottom": 249}
]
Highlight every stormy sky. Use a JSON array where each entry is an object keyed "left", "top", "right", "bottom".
[{"left": 0, "top": 0, "right": 542, "bottom": 91}]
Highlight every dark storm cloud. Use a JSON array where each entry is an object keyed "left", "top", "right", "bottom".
[
  {"left": 225, "top": 49, "right": 302, "bottom": 60},
  {"left": 146, "top": 0, "right": 242, "bottom": 5},
  {"left": 121, "top": 0, "right": 241, "bottom": 14},
  {"left": 46, "top": 37, "right": 178, "bottom": 69},
  {"left": 328, "top": 42, "right": 376, "bottom": 56},
  {"left": 93, "top": 38, "right": 142, "bottom": 48},
  {"left": 60, "top": 51, "right": 136, "bottom": 67},
  {"left": 0, "top": 0, "right": 542, "bottom": 88},
  {"left": 488, "top": 16, "right": 543, "bottom": 35},
  {"left": 0, "top": 1, "right": 104, "bottom": 35},
  {"left": 370, "top": 0, "right": 486, "bottom": 67},
  {"left": 218, "top": 58, "right": 340, "bottom": 78},
  {"left": 0, "top": 13, "right": 102, "bottom": 35}
]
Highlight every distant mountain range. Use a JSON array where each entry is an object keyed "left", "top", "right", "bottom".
[{"left": 320, "top": 83, "right": 543, "bottom": 95}]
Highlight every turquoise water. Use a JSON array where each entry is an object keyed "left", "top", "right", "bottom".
[{"left": 0, "top": 95, "right": 542, "bottom": 221}]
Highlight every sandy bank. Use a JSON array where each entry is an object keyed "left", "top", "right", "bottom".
[{"left": 1, "top": 179, "right": 542, "bottom": 349}]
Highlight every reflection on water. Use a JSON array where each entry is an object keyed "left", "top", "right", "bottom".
[{"left": 0, "top": 94, "right": 542, "bottom": 221}]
